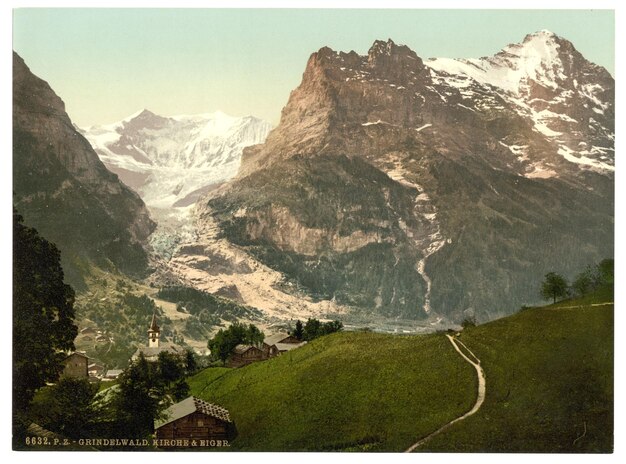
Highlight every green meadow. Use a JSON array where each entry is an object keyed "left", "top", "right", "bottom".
[{"left": 187, "top": 286, "right": 613, "bottom": 452}]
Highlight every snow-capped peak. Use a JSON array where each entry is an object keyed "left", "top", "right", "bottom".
[
  {"left": 426, "top": 30, "right": 569, "bottom": 96},
  {"left": 124, "top": 108, "right": 151, "bottom": 121},
  {"left": 524, "top": 29, "right": 557, "bottom": 40},
  {"left": 81, "top": 110, "right": 272, "bottom": 209}
]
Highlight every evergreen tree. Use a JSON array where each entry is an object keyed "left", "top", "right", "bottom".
[
  {"left": 112, "top": 353, "right": 161, "bottom": 438},
  {"left": 13, "top": 210, "right": 78, "bottom": 436},
  {"left": 246, "top": 323, "right": 265, "bottom": 346},
  {"left": 110, "top": 351, "right": 191, "bottom": 439},
  {"left": 184, "top": 349, "right": 198, "bottom": 374},
  {"left": 293, "top": 320, "right": 304, "bottom": 340},
  {"left": 303, "top": 318, "right": 322, "bottom": 341}
]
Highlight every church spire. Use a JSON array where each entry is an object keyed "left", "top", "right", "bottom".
[{"left": 148, "top": 312, "right": 160, "bottom": 348}]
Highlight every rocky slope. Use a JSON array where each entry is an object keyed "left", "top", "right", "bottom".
[
  {"left": 187, "top": 31, "right": 613, "bottom": 324},
  {"left": 81, "top": 110, "right": 272, "bottom": 209},
  {"left": 13, "top": 52, "right": 156, "bottom": 287}
]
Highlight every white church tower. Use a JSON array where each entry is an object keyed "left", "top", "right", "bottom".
[{"left": 148, "top": 313, "right": 160, "bottom": 348}]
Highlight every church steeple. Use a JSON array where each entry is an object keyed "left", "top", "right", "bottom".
[{"left": 148, "top": 312, "right": 160, "bottom": 348}]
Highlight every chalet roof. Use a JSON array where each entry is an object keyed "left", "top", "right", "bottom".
[
  {"left": 233, "top": 344, "right": 262, "bottom": 355},
  {"left": 275, "top": 341, "right": 307, "bottom": 352},
  {"left": 155, "top": 396, "right": 232, "bottom": 429},
  {"left": 105, "top": 369, "right": 123, "bottom": 378},
  {"left": 65, "top": 351, "right": 89, "bottom": 360},
  {"left": 263, "top": 333, "right": 291, "bottom": 346}
]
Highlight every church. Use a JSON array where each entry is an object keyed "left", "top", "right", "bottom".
[{"left": 131, "top": 313, "right": 182, "bottom": 362}]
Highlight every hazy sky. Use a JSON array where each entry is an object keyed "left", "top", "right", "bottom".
[{"left": 13, "top": 8, "right": 615, "bottom": 127}]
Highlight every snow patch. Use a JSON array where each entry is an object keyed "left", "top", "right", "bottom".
[
  {"left": 362, "top": 120, "right": 387, "bottom": 126},
  {"left": 557, "top": 146, "right": 614, "bottom": 172},
  {"left": 525, "top": 163, "right": 557, "bottom": 179}
]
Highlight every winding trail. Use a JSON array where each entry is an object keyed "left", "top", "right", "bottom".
[
  {"left": 405, "top": 334, "right": 486, "bottom": 452},
  {"left": 551, "top": 302, "right": 613, "bottom": 310}
]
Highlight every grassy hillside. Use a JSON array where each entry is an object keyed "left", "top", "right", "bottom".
[
  {"left": 422, "top": 289, "right": 613, "bottom": 452},
  {"left": 188, "top": 331, "right": 476, "bottom": 451},
  {"left": 187, "top": 287, "right": 613, "bottom": 452}
]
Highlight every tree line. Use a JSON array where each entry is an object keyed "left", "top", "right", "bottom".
[
  {"left": 290, "top": 318, "right": 344, "bottom": 341},
  {"left": 205, "top": 318, "right": 344, "bottom": 365},
  {"left": 540, "top": 258, "right": 614, "bottom": 304}
]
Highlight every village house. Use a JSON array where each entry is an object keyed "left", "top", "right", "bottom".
[
  {"left": 228, "top": 344, "right": 266, "bottom": 367},
  {"left": 263, "top": 333, "right": 307, "bottom": 358},
  {"left": 103, "top": 369, "right": 123, "bottom": 380},
  {"left": 131, "top": 313, "right": 181, "bottom": 362},
  {"left": 88, "top": 362, "right": 105, "bottom": 378},
  {"left": 61, "top": 352, "right": 89, "bottom": 379},
  {"left": 227, "top": 333, "right": 307, "bottom": 367},
  {"left": 154, "top": 396, "right": 237, "bottom": 444},
  {"left": 273, "top": 341, "right": 307, "bottom": 355}
]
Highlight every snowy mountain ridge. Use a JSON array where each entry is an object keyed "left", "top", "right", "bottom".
[
  {"left": 426, "top": 30, "right": 607, "bottom": 97},
  {"left": 81, "top": 109, "right": 272, "bottom": 209},
  {"left": 425, "top": 30, "right": 614, "bottom": 176}
]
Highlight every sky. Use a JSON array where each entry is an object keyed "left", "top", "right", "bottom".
[{"left": 12, "top": 9, "right": 615, "bottom": 127}]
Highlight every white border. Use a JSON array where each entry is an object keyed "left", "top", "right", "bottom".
[{"left": 2, "top": 2, "right": 622, "bottom": 464}]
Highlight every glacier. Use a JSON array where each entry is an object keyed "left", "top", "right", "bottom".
[{"left": 81, "top": 109, "right": 273, "bottom": 210}]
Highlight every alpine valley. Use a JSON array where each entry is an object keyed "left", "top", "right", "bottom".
[{"left": 13, "top": 30, "right": 614, "bottom": 352}]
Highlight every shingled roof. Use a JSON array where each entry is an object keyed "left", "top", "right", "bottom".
[
  {"left": 155, "top": 396, "right": 232, "bottom": 429},
  {"left": 233, "top": 344, "right": 262, "bottom": 355},
  {"left": 263, "top": 333, "right": 291, "bottom": 346},
  {"left": 274, "top": 341, "right": 307, "bottom": 352}
]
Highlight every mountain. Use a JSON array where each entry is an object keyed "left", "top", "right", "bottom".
[
  {"left": 188, "top": 32, "right": 613, "bottom": 323},
  {"left": 426, "top": 30, "right": 614, "bottom": 174},
  {"left": 81, "top": 110, "right": 272, "bottom": 209},
  {"left": 13, "top": 52, "right": 156, "bottom": 287}
]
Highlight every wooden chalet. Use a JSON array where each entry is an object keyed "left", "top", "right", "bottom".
[
  {"left": 104, "top": 369, "right": 123, "bottom": 380},
  {"left": 88, "top": 362, "right": 105, "bottom": 378},
  {"left": 263, "top": 333, "right": 307, "bottom": 358},
  {"left": 62, "top": 352, "right": 89, "bottom": 379},
  {"left": 155, "top": 396, "right": 237, "bottom": 444},
  {"left": 228, "top": 344, "right": 266, "bottom": 367},
  {"left": 274, "top": 341, "right": 307, "bottom": 355}
]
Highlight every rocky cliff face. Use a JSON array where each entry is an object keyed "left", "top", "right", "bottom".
[
  {"left": 13, "top": 52, "right": 156, "bottom": 286},
  {"left": 192, "top": 33, "right": 613, "bottom": 323}
]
